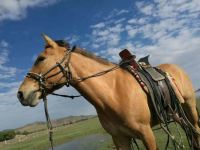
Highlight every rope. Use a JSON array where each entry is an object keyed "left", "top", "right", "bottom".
[
  {"left": 51, "top": 93, "right": 81, "bottom": 99},
  {"left": 73, "top": 65, "right": 121, "bottom": 83},
  {"left": 43, "top": 92, "right": 54, "bottom": 150}
]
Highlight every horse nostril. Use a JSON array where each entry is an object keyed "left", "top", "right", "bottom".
[{"left": 17, "top": 91, "right": 24, "bottom": 101}]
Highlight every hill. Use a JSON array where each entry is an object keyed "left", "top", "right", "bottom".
[
  {"left": 16, "top": 115, "right": 95, "bottom": 134},
  {"left": 0, "top": 117, "right": 110, "bottom": 150}
]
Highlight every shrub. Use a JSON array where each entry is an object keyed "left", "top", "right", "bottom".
[{"left": 0, "top": 130, "right": 16, "bottom": 142}]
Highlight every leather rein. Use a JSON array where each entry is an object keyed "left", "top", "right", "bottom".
[{"left": 26, "top": 46, "right": 125, "bottom": 150}]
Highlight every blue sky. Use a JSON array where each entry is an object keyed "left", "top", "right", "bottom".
[{"left": 0, "top": 0, "right": 200, "bottom": 130}]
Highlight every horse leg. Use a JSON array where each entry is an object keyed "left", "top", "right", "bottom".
[
  {"left": 112, "top": 135, "right": 132, "bottom": 150},
  {"left": 139, "top": 125, "right": 157, "bottom": 150},
  {"left": 182, "top": 96, "right": 200, "bottom": 149}
]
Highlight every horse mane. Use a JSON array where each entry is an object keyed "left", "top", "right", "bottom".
[
  {"left": 54, "top": 40, "right": 113, "bottom": 65},
  {"left": 74, "top": 47, "right": 114, "bottom": 66}
]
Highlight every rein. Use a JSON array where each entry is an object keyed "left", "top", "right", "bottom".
[{"left": 26, "top": 46, "right": 127, "bottom": 150}]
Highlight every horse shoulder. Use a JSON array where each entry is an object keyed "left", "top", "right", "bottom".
[{"left": 113, "top": 68, "right": 151, "bottom": 123}]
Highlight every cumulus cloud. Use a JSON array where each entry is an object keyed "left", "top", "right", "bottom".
[
  {"left": 0, "top": 82, "right": 20, "bottom": 106},
  {"left": 0, "top": 40, "right": 20, "bottom": 108},
  {"left": 0, "top": 0, "right": 60, "bottom": 21},
  {"left": 0, "top": 40, "right": 17, "bottom": 79},
  {"left": 90, "top": 22, "right": 105, "bottom": 29},
  {"left": 105, "top": 9, "right": 129, "bottom": 20},
  {"left": 89, "top": 22, "right": 124, "bottom": 49},
  {"left": 65, "top": 35, "right": 80, "bottom": 45},
  {"left": 82, "top": 1, "right": 200, "bottom": 89}
]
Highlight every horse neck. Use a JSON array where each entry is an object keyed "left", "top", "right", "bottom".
[{"left": 69, "top": 50, "right": 116, "bottom": 109}]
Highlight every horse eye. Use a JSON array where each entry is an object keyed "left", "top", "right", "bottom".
[
  {"left": 34, "top": 56, "right": 46, "bottom": 65},
  {"left": 38, "top": 56, "right": 46, "bottom": 62}
]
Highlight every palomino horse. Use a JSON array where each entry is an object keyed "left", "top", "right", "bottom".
[{"left": 18, "top": 35, "right": 200, "bottom": 150}]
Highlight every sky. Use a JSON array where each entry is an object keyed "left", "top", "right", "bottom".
[{"left": 0, "top": 0, "right": 200, "bottom": 130}]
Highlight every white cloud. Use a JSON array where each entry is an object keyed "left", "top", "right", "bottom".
[
  {"left": 0, "top": 40, "right": 17, "bottom": 79},
  {"left": 84, "top": 1, "right": 200, "bottom": 89},
  {"left": 138, "top": 3, "right": 154, "bottom": 15},
  {"left": 65, "top": 35, "right": 80, "bottom": 44},
  {"left": 0, "top": 82, "right": 20, "bottom": 106},
  {"left": 128, "top": 18, "right": 137, "bottom": 24},
  {"left": 126, "top": 27, "right": 137, "bottom": 37},
  {"left": 0, "top": 40, "right": 8, "bottom": 47},
  {"left": 0, "top": 40, "right": 21, "bottom": 107},
  {"left": 0, "top": 0, "right": 60, "bottom": 21},
  {"left": 116, "top": 9, "right": 129, "bottom": 15},
  {"left": 105, "top": 9, "right": 129, "bottom": 20},
  {"left": 114, "top": 18, "right": 126, "bottom": 24},
  {"left": 90, "top": 22, "right": 105, "bottom": 29},
  {"left": 90, "top": 23, "right": 124, "bottom": 48}
]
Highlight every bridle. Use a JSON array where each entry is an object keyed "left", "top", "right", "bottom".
[
  {"left": 26, "top": 45, "right": 124, "bottom": 150},
  {"left": 26, "top": 46, "right": 77, "bottom": 150},
  {"left": 27, "top": 45, "right": 75, "bottom": 92}
]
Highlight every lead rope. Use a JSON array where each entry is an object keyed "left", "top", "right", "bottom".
[
  {"left": 43, "top": 90, "right": 81, "bottom": 150},
  {"left": 43, "top": 90, "right": 54, "bottom": 150}
]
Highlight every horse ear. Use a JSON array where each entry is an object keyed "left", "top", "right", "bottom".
[{"left": 41, "top": 34, "right": 57, "bottom": 48}]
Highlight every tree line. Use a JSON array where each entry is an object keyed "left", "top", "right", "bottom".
[{"left": 0, "top": 130, "right": 16, "bottom": 142}]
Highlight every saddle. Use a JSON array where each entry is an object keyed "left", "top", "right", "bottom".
[{"left": 119, "top": 49, "right": 178, "bottom": 123}]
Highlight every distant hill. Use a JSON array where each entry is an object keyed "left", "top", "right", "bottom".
[{"left": 16, "top": 115, "right": 95, "bottom": 134}]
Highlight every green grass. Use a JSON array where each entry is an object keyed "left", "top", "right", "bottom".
[
  {"left": 0, "top": 117, "right": 108, "bottom": 150},
  {"left": 1, "top": 99, "right": 200, "bottom": 150},
  {"left": 0, "top": 117, "right": 193, "bottom": 150}
]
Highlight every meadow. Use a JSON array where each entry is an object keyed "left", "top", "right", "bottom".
[
  {"left": 0, "top": 117, "right": 195, "bottom": 150},
  {"left": 0, "top": 98, "right": 199, "bottom": 150},
  {"left": 0, "top": 117, "right": 112, "bottom": 150}
]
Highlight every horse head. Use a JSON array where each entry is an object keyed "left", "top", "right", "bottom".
[{"left": 17, "top": 35, "right": 71, "bottom": 107}]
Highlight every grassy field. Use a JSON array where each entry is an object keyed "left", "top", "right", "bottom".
[
  {"left": 0, "top": 117, "right": 194, "bottom": 150},
  {"left": 1, "top": 98, "right": 200, "bottom": 150},
  {"left": 0, "top": 117, "right": 112, "bottom": 150}
]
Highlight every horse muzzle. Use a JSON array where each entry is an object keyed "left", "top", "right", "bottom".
[
  {"left": 17, "top": 91, "right": 28, "bottom": 106},
  {"left": 17, "top": 90, "right": 40, "bottom": 107}
]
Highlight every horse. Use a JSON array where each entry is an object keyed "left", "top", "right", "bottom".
[{"left": 17, "top": 35, "right": 200, "bottom": 150}]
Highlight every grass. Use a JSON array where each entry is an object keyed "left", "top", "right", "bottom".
[
  {"left": 1, "top": 98, "right": 200, "bottom": 150},
  {"left": 0, "top": 117, "right": 109, "bottom": 150},
  {"left": 0, "top": 117, "right": 194, "bottom": 150}
]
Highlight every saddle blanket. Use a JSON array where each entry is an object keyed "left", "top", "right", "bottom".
[{"left": 119, "top": 49, "right": 181, "bottom": 123}]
